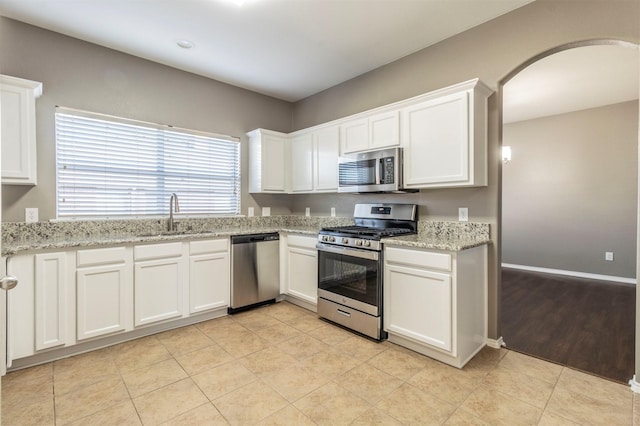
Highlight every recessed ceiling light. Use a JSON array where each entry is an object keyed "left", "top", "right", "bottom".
[{"left": 176, "top": 39, "right": 195, "bottom": 49}]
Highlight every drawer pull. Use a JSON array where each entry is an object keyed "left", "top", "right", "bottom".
[{"left": 337, "top": 309, "right": 351, "bottom": 317}]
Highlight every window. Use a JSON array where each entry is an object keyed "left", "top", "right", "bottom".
[{"left": 55, "top": 107, "right": 240, "bottom": 218}]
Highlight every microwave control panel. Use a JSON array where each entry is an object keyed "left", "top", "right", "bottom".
[{"left": 381, "top": 157, "right": 395, "bottom": 184}]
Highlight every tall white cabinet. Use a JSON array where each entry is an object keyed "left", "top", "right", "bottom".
[
  {"left": 289, "top": 126, "right": 340, "bottom": 193},
  {"left": 247, "top": 129, "right": 289, "bottom": 193},
  {"left": 401, "top": 79, "right": 492, "bottom": 188},
  {"left": 384, "top": 243, "right": 487, "bottom": 368},
  {"left": 0, "top": 75, "right": 42, "bottom": 185}
]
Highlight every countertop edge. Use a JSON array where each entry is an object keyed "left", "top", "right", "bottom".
[{"left": 2, "top": 227, "right": 320, "bottom": 256}]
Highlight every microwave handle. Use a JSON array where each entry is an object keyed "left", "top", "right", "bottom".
[{"left": 376, "top": 158, "right": 382, "bottom": 184}]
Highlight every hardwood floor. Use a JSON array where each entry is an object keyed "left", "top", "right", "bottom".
[{"left": 501, "top": 268, "right": 635, "bottom": 384}]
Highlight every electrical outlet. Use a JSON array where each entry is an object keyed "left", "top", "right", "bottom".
[
  {"left": 305, "top": 207, "right": 311, "bottom": 217},
  {"left": 25, "top": 208, "right": 38, "bottom": 223},
  {"left": 458, "top": 207, "right": 469, "bottom": 222},
  {"left": 261, "top": 207, "right": 271, "bottom": 217},
  {"left": 605, "top": 252, "right": 614, "bottom": 261},
  {"left": 247, "top": 207, "right": 254, "bottom": 217},
  {"left": 331, "top": 207, "right": 336, "bottom": 217}
]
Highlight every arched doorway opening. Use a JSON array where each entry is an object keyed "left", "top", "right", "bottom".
[{"left": 498, "top": 40, "right": 639, "bottom": 384}]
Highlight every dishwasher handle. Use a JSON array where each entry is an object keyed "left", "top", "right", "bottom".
[{"left": 231, "top": 233, "right": 279, "bottom": 244}]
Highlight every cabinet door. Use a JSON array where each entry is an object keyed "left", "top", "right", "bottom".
[
  {"left": 0, "top": 75, "right": 41, "bottom": 185},
  {"left": 314, "top": 126, "right": 339, "bottom": 192},
  {"left": 286, "top": 246, "right": 317, "bottom": 304},
  {"left": 384, "top": 263, "right": 452, "bottom": 352},
  {"left": 77, "top": 263, "right": 130, "bottom": 340},
  {"left": 134, "top": 258, "right": 184, "bottom": 326},
  {"left": 402, "top": 91, "right": 470, "bottom": 187},
  {"left": 34, "top": 253, "right": 66, "bottom": 351},
  {"left": 369, "top": 110, "right": 400, "bottom": 150},
  {"left": 340, "top": 118, "right": 369, "bottom": 154},
  {"left": 290, "top": 133, "right": 314, "bottom": 192},
  {"left": 7, "top": 254, "right": 36, "bottom": 361},
  {"left": 262, "top": 133, "right": 288, "bottom": 192},
  {"left": 189, "top": 252, "right": 229, "bottom": 314}
]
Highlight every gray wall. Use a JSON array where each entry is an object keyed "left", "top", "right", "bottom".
[
  {"left": 502, "top": 101, "right": 639, "bottom": 278},
  {"left": 289, "top": 0, "right": 640, "bottom": 339},
  {"left": 0, "top": 17, "right": 294, "bottom": 222}
]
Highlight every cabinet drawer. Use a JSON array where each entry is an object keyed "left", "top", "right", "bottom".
[
  {"left": 287, "top": 234, "right": 317, "bottom": 249},
  {"left": 190, "top": 239, "right": 228, "bottom": 255},
  {"left": 77, "top": 247, "right": 128, "bottom": 267},
  {"left": 134, "top": 242, "right": 183, "bottom": 261},
  {"left": 385, "top": 247, "right": 451, "bottom": 272}
]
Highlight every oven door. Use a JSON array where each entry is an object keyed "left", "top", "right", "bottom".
[{"left": 316, "top": 243, "right": 382, "bottom": 316}]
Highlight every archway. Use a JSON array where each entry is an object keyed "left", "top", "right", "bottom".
[{"left": 497, "top": 40, "right": 639, "bottom": 384}]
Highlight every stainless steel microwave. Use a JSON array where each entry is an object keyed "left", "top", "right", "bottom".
[{"left": 338, "top": 147, "right": 410, "bottom": 193}]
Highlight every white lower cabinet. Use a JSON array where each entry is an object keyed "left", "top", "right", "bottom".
[
  {"left": 384, "top": 244, "right": 487, "bottom": 368},
  {"left": 189, "top": 239, "right": 230, "bottom": 314},
  {"left": 76, "top": 247, "right": 133, "bottom": 341},
  {"left": 281, "top": 233, "right": 318, "bottom": 309},
  {"left": 134, "top": 242, "right": 186, "bottom": 327},
  {"left": 6, "top": 252, "right": 73, "bottom": 363}
]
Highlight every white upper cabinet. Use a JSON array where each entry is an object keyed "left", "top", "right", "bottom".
[
  {"left": 401, "top": 79, "right": 491, "bottom": 188},
  {"left": 247, "top": 129, "right": 289, "bottom": 193},
  {"left": 0, "top": 75, "right": 42, "bottom": 185},
  {"left": 340, "top": 110, "right": 400, "bottom": 154},
  {"left": 290, "top": 133, "right": 314, "bottom": 192},
  {"left": 249, "top": 79, "right": 491, "bottom": 193},
  {"left": 290, "top": 126, "right": 339, "bottom": 193},
  {"left": 313, "top": 126, "right": 339, "bottom": 192},
  {"left": 340, "top": 117, "right": 368, "bottom": 154}
]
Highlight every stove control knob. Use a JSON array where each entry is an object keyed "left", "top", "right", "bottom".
[
  {"left": 363, "top": 240, "right": 371, "bottom": 247},
  {"left": 321, "top": 235, "right": 327, "bottom": 242},
  {"left": 329, "top": 236, "right": 336, "bottom": 243},
  {"left": 341, "top": 238, "right": 349, "bottom": 244},
  {"left": 355, "top": 240, "right": 363, "bottom": 246}
]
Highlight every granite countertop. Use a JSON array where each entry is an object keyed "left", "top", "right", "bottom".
[
  {"left": 2, "top": 216, "right": 491, "bottom": 256},
  {"left": 2, "top": 225, "right": 322, "bottom": 256},
  {"left": 381, "top": 232, "right": 491, "bottom": 251}
]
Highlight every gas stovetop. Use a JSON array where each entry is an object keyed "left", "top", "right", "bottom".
[
  {"left": 317, "top": 203, "right": 418, "bottom": 251},
  {"left": 319, "top": 225, "right": 415, "bottom": 239}
]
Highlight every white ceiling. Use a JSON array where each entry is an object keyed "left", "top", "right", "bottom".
[
  {"left": 0, "top": 0, "right": 536, "bottom": 102},
  {"left": 503, "top": 44, "right": 639, "bottom": 123}
]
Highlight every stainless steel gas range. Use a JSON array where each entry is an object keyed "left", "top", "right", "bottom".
[{"left": 316, "top": 203, "right": 417, "bottom": 340}]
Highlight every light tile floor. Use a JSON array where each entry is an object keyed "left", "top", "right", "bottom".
[{"left": 2, "top": 301, "right": 638, "bottom": 425}]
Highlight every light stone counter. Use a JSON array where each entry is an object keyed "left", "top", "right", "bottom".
[
  {"left": 382, "top": 221, "right": 490, "bottom": 251},
  {"left": 1, "top": 216, "right": 349, "bottom": 256},
  {"left": 2, "top": 216, "right": 490, "bottom": 255}
]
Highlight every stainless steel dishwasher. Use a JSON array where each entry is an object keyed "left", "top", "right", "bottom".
[{"left": 229, "top": 233, "right": 280, "bottom": 313}]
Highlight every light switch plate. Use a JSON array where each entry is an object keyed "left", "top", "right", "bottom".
[
  {"left": 262, "top": 207, "right": 271, "bottom": 217},
  {"left": 25, "top": 208, "right": 38, "bottom": 223},
  {"left": 247, "top": 207, "right": 254, "bottom": 217}
]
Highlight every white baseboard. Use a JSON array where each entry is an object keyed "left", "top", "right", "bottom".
[
  {"left": 629, "top": 375, "right": 640, "bottom": 393},
  {"left": 486, "top": 337, "right": 505, "bottom": 349},
  {"left": 502, "top": 263, "right": 636, "bottom": 285}
]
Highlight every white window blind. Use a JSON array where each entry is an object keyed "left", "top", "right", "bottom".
[{"left": 55, "top": 107, "right": 240, "bottom": 218}]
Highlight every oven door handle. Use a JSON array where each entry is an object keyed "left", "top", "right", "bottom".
[{"left": 316, "top": 243, "right": 379, "bottom": 261}]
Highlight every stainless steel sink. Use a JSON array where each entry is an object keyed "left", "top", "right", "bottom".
[{"left": 136, "top": 230, "right": 196, "bottom": 238}]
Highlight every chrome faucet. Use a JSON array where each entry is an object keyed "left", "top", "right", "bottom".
[{"left": 168, "top": 193, "right": 180, "bottom": 232}]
